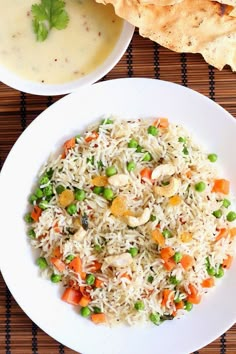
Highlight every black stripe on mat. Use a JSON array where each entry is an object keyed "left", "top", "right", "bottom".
[
  {"left": 220, "top": 333, "right": 226, "bottom": 354},
  {"left": 154, "top": 43, "right": 160, "bottom": 80},
  {"left": 20, "top": 92, "right": 27, "bottom": 130},
  {"left": 126, "top": 43, "right": 133, "bottom": 78},
  {"left": 47, "top": 96, "right": 53, "bottom": 107},
  {"left": 180, "top": 53, "right": 188, "bottom": 87},
  {"left": 59, "top": 343, "right": 65, "bottom": 354},
  {"left": 5, "top": 287, "right": 11, "bottom": 354},
  {"left": 208, "top": 65, "right": 215, "bottom": 101},
  {"left": 32, "top": 322, "right": 38, "bottom": 354}
]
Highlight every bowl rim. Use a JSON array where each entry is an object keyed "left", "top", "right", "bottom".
[{"left": 0, "top": 20, "right": 134, "bottom": 96}]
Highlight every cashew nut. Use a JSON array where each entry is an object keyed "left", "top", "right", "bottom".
[
  {"left": 125, "top": 208, "right": 151, "bottom": 227},
  {"left": 104, "top": 253, "right": 133, "bottom": 268},
  {"left": 151, "top": 164, "right": 175, "bottom": 180},
  {"left": 72, "top": 225, "right": 86, "bottom": 241},
  {"left": 108, "top": 174, "right": 130, "bottom": 187},
  {"left": 154, "top": 177, "right": 180, "bottom": 197}
]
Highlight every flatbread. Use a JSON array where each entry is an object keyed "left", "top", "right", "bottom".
[
  {"left": 141, "top": 0, "right": 183, "bottom": 4},
  {"left": 96, "top": 0, "right": 236, "bottom": 71},
  {"left": 213, "top": 0, "right": 236, "bottom": 5}
]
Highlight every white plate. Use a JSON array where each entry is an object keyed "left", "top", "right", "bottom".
[{"left": 0, "top": 78, "right": 236, "bottom": 354}]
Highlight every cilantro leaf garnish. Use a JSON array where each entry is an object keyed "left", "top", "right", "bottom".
[{"left": 31, "top": 0, "right": 69, "bottom": 42}]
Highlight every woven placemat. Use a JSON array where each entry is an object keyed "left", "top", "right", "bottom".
[{"left": 0, "top": 30, "right": 236, "bottom": 354}]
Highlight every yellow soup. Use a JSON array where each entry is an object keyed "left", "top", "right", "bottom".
[{"left": 0, "top": 0, "right": 123, "bottom": 84}]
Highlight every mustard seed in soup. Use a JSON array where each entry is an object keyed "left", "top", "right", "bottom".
[{"left": 0, "top": 0, "right": 123, "bottom": 84}]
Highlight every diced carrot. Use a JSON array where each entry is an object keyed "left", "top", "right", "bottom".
[
  {"left": 85, "top": 131, "right": 99, "bottom": 143},
  {"left": 187, "top": 284, "right": 201, "bottom": 304},
  {"left": 52, "top": 246, "right": 62, "bottom": 258},
  {"left": 215, "top": 228, "right": 229, "bottom": 242},
  {"left": 201, "top": 278, "right": 215, "bottom": 288},
  {"left": 68, "top": 256, "right": 82, "bottom": 274},
  {"left": 163, "top": 258, "right": 176, "bottom": 271},
  {"left": 80, "top": 286, "right": 92, "bottom": 297},
  {"left": 180, "top": 254, "right": 194, "bottom": 270},
  {"left": 175, "top": 301, "right": 184, "bottom": 310},
  {"left": 81, "top": 272, "right": 86, "bottom": 280},
  {"left": 63, "top": 137, "right": 75, "bottom": 152},
  {"left": 161, "top": 289, "right": 174, "bottom": 307},
  {"left": 31, "top": 205, "right": 42, "bottom": 222},
  {"left": 53, "top": 223, "right": 60, "bottom": 233},
  {"left": 88, "top": 260, "right": 102, "bottom": 272},
  {"left": 140, "top": 168, "right": 152, "bottom": 181},
  {"left": 169, "top": 195, "right": 182, "bottom": 206},
  {"left": 51, "top": 257, "right": 66, "bottom": 272},
  {"left": 78, "top": 295, "right": 91, "bottom": 307},
  {"left": 160, "top": 247, "right": 175, "bottom": 262},
  {"left": 95, "top": 278, "right": 104, "bottom": 288},
  {"left": 91, "top": 313, "right": 106, "bottom": 324},
  {"left": 230, "top": 228, "right": 236, "bottom": 238},
  {"left": 172, "top": 310, "right": 177, "bottom": 317},
  {"left": 68, "top": 279, "right": 80, "bottom": 290},
  {"left": 120, "top": 272, "right": 132, "bottom": 281},
  {"left": 212, "top": 179, "right": 230, "bottom": 195},
  {"left": 222, "top": 255, "right": 233, "bottom": 269},
  {"left": 185, "top": 170, "right": 192, "bottom": 179},
  {"left": 153, "top": 118, "right": 169, "bottom": 129},
  {"left": 61, "top": 288, "right": 82, "bottom": 305},
  {"left": 151, "top": 229, "right": 165, "bottom": 247}
]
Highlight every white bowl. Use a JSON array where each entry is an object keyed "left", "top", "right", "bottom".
[{"left": 0, "top": 21, "right": 134, "bottom": 96}]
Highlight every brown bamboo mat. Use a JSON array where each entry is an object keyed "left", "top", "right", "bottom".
[{"left": 1, "top": 30, "right": 236, "bottom": 354}]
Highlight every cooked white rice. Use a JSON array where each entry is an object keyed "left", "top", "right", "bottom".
[{"left": 26, "top": 117, "right": 236, "bottom": 326}]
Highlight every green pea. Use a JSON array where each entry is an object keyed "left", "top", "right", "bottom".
[
  {"left": 169, "top": 276, "right": 180, "bottom": 285},
  {"left": 27, "top": 229, "right": 36, "bottom": 239},
  {"left": 39, "top": 175, "right": 49, "bottom": 186},
  {"left": 36, "top": 257, "right": 48, "bottom": 270},
  {"left": 75, "top": 134, "right": 81, "bottom": 141},
  {"left": 75, "top": 189, "right": 86, "bottom": 201},
  {"left": 208, "top": 153, "right": 218, "bottom": 163},
  {"left": 35, "top": 188, "right": 43, "bottom": 198},
  {"left": 136, "top": 145, "right": 143, "bottom": 153},
  {"left": 147, "top": 275, "right": 154, "bottom": 283},
  {"left": 149, "top": 312, "right": 161, "bottom": 325},
  {"left": 128, "top": 247, "right": 138, "bottom": 257},
  {"left": 43, "top": 184, "right": 53, "bottom": 197},
  {"left": 29, "top": 194, "right": 37, "bottom": 204},
  {"left": 56, "top": 185, "right": 65, "bottom": 194},
  {"left": 86, "top": 274, "right": 95, "bottom": 285},
  {"left": 66, "top": 204, "right": 77, "bottom": 215},
  {"left": 173, "top": 252, "right": 182, "bottom": 263},
  {"left": 227, "top": 211, "right": 236, "bottom": 222},
  {"left": 178, "top": 137, "right": 186, "bottom": 143},
  {"left": 93, "top": 307, "right": 101, "bottom": 314},
  {"left": 184, "top": 301, "right": 193, "bottom": 311},
  {"left": 94, "top": 244, "right": 102, "bottom": 252},
  {"left": 103, "top": 188, "right": 114, "bottom": 201},
  {"left": 134, "top": 300, "right": 145, "bottom": 311},
  {"left": 93, "top": 186, "right": 104, "bottom": 195},
  {"left": 127, "top": 161, "right": 136, "bottom": 172},
  {"left": 207, "top": 267, "right": 216, "bottom": 276},
  {"left": 195, "top": 182, "right": 206, "bottom": 192},
  {"left": 174, "top": 297, "right": 182, "bottom": 304},
  {"left": 150, "top": 214, "right": 156, "bottom": 222},
  {"left": 212, "top": 209, "right": 222, "bottom": 219},
  {"left": 105, "top": 166, "right": 117, "bottom": 177},
  {"left": 65, "top": 255, "right": 75, "bottom": 264},
  {"left": 101, "top": 118, "right": 113, "bottom": 125},
  {"left": 215, "top": 266, "right": 224, "bottom": 278},
  {"left": 142, "top": 152, "right": 152, "bottom": 161},
  {"left": 80, "top": 306, "right": 91, "bottom": 317},
  {"left": 147, "top": 126, "right": 158, "bottom": 136},
  {"left": 51, "top": 274, "right": 62, "bottom": 283},
  {"left": 24, "top": 213, "right": 33, "bottom": 223},
  {"left": 162, "top": 229, "right": 172, "bottom": 238},
  {"left": 38, "top": 200, "right": 49, "bottom": 210},
  {"left": 182, "top": 147, "right": 189, "bottom": 155},
  {"left": 222, "top": 198, "right": 231, "bottom": 208},
  {"left": 128, "top": 139, "right": 138, "bottom": 148}
]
